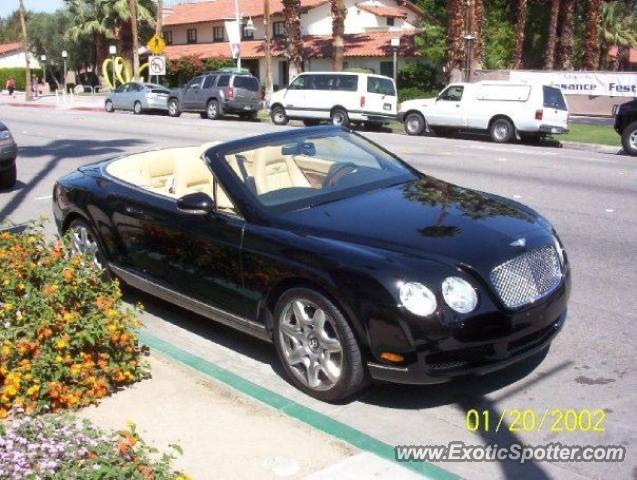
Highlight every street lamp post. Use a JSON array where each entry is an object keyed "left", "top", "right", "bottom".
[
  {"left": 390, "top": 37, "right": 400, "bottom": 83},
  {"left": 40, "top": 55, "right": 47, "bottom": 84},
  {"left": 231, "top": 0, "right": 255, "bottom": 70},
  {"left": 109, "top": 45, "right": 117, "bottom": 90},
  {"left": 463, "top": 34, "right": 475, "bottom": 82},
  {"left": 61, "top": 50, "right": 68, "bottom": 93}
]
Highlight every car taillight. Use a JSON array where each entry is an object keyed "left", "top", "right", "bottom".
[
  {"left": 535, "top": 109, "right": 543, "bottom": 121},
  {"left": 227, "top": 87, "right": 234, "bottom": 98},
  {"left": 360, "top": 96, "right": 366, "bottom": 108}
]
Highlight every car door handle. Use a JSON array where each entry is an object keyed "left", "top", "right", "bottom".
[{"left": 125, "top": 206, "right": 145, "bottom": 216}]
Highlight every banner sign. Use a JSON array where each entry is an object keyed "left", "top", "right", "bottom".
[
  {"left": 225, "top": 20, "right": 241, "bottom": 59},
  {"left": 509, "top": 71, "right": 637, "bottom": 97}
]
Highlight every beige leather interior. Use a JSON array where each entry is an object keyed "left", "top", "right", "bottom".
[{"left": 252, "top": 146, "right": 311, "bottom": 194}]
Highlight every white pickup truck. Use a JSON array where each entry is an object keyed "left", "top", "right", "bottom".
[{"left": 398, "top": 81, "right": 569, "bottom": 143}]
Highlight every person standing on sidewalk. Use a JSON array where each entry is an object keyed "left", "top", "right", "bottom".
[
  {"left": 32, "top": 75, "right": 39, "bottom": 98},
  {"left": 6, "top": 77, "right": 15, "bottom": 97}
]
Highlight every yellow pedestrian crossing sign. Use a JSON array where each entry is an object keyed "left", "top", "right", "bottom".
[{"left": 147, "top": 34, "right": 166, "bottom": 55}]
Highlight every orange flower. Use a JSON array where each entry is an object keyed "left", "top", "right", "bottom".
[{"left": 62, "top": 268, "right": 75, "bottom": 282}]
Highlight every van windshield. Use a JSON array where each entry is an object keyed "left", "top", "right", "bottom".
[
  {"left": 543, "top": 86, "right": 567, "bottom": 110},
  {"left": 367, "top": 77, "right": 396, "bottom": 96}
]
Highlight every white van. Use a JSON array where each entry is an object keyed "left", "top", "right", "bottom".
[
  {"left": 268, "top": 72, "right": 397, "bottom": 128},
  {"left": 398, "top": 81, "right": 569, "bottom": 143}
]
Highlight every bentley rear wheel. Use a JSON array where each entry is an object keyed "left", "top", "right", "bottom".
[
  {"left": 273, "top": 288, "right": 366, "bottom": 401},
  {"left": 68, "top": 219, "right": 110, "bottom": 279}
]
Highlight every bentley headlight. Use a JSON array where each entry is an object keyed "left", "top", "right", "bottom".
[
  {"left": 0, "top": 130, "right": 11, "bottom": 140},
  {"left": 399, "top": 282, "right": 437, "bottom": 316},
  {"left": 442, "top": 277, "right": 478, "bottom": 313}
]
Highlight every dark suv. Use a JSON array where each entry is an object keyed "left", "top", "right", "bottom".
[
  {"left": 613, "top": 98, "right": 637, "bottom": 156},
  {"left": 0, "top": 120, "right": 18, "bottom": 190},
  {"left": 168, "top": 70, "right": 262, "bottom": 120}
]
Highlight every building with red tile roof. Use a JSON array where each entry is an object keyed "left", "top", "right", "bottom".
[
  {"left": 0, "top": 42, "right": 41, "bottom": 69},
  {"left": 161, "top": 0, "right": 424, "bottom": 87}
]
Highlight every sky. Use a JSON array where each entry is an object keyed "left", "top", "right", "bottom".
[{"left": 0, "top": 0, "right": 65, "bottom": 17}]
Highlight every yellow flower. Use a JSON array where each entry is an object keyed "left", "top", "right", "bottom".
[
  {"left": 5, "top": 384, "right": 18, "bottom": 397},
  {"left": 3, "top": 303, "right": 13, "bottom": 311},
  {"left": 55, "top": 355, "right": 63, "bottom": 363},
  {"left": 126, "top": 419, "right": 136, "bottom": 427},
  {"left": 2, "top": 278, "right": 9, "bottom": 286},
  {"left": 26, "top": 384, "right": 40, "bottom": 396},
  {"left": 1, "top": 345, "right": 11, "bottom": 357},
  {"left": 55, "top": 339, "right": 68, "bottom": 350},
  {"left": 63, "top": 312, "right": 74, "bottom": 322}
]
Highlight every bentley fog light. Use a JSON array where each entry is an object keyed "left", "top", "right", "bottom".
[
  {"left": 442, "top": 277, "right": 478, "bottom": 313},
  {"left": 399, "top": 282, "right": 437, "bottom": 316}
]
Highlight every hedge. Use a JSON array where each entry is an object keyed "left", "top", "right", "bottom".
[{"left": 0, "top": 68, "right": 44, "bottom": 92}]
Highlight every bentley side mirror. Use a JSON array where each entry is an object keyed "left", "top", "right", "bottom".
[{"left": 177, "top": 192, "right": 215, "bottom": 215}]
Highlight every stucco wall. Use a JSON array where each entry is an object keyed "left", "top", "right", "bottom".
[{"left": 0, "top": 51, "right": 40, "bottom": 69}]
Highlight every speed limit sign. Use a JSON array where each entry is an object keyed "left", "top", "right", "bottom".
[{"left": 149, "top": 55, "right": 167, "bottom": 76}]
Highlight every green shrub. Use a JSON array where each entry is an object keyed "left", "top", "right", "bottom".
[
  {"left": 0, "top": 224, "right": 148, "bottom": 419},
  {"left": 399, "top": 87, "right": 438, "bottom": 103},
  {"left": 397, "top": 62, "right": 441, "bottom": 92},
  {"left": 0, "top": 68, "right": 44, "bottom": 92},
  {"left": 0, "top": 415, "right": 188, "bottom": 479},
  {"left": 203, "top": 58, "right": 234, "bottom": 72}
]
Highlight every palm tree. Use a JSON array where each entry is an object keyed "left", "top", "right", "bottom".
[
  {"left": 65, "top": 0, "right": 112, "bottom": 69},
  {"left": 599, "top": 0, "right": 637, "bottom": 70},
  {"left": 544, "top": 0, "right": 560, "bottom": 69},
  {"left": 583, "top": 0, "right": 601, "bottom": 70},
  {"left": 99, "top": 0, "right": 155, "bottom": 65},
  {"left": 614, "top": 0, "right": 636, "bottom": 70},
  {"left": 331, "top": 0, "right": 347, "bottom": 71},
  {"left": 556, "top": 0, "right": 575, "bottom": 70},
  {"left": 512, "top": 0, "right": 528, "bottom": 69},
  {"left": 18, "top": 0, "right": 32, "bottom": 101},
  {"left": 447, "top": 0, "right": 464, "bottom": 80},
  {"left": 282, "top": 0, "right": 304, "bottom": 76},
  {"left": 471, "top": 0, "right": 484, "bottom": 71}
]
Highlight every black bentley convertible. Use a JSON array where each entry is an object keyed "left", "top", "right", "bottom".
[{"left": 53, "top": 126, "right": 570, "bottom": 401}]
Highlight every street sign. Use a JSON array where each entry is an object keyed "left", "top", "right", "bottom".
[
  {"left": 148, "top": 55, "right": 167, "bottom": 76},
  {"left": 147, "top": 34, "right": 166, "bottom": 55}
]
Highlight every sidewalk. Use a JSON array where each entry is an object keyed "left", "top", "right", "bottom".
[
  {"left": 78, "top": 352, "right": 427, "bottom": 480},
  {"left": 0, "top": 91, "right": 104, "bottom": 112}
]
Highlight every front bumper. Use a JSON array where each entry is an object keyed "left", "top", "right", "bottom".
[
  {"left": 367, "top": 271, "right": 570, "bottom": 385},
  {"left": 0, "top": 141, "right": 17, "bottom": 171},
  {"left": 539, "top": 125, "right": 569, "bottom": 134}
]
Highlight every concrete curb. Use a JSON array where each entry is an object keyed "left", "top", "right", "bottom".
[
  {"left": 559, "top": 141, "right": 623, "bottom": 155},
  {"left": 4, "top": 101, "right": 104, "bottom": 113}
]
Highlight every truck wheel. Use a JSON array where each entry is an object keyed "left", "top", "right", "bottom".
[
  {"left": 206, "top": 100, "right": 221, "bottom": 120},
  {"left": 490, "top": 118, "right": 515, "bottom": 143},
  {"left": 330, "top": 108, "right": 349, "bottom": 127},
  {"left": 404, "top": 112, "right": 425, "bottom": 136},
  {"left": 271, "top": 105, "right": 289, "bottom": 125},
  {"left": 621, "top": 120, "right": 637, "bottom": 156},
  {"left": 0, "top": 163, "right": 17, "bottom": 190},
  {"left": 168, "top": 99, "right": 181, "bottom": 117}
]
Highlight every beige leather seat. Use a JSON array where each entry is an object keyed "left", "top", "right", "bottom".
[
  {"left": 173, "top": 157, "right": 214, "bottom": 198},
  {"left": 253, "top": 146, "right": 311, "bottom": 194}
]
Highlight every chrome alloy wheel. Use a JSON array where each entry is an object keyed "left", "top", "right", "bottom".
[
  {"left": 208, "top": 102, "right": 217, "bottom": 118},
  {"left": 277, "top": 299, "right": 344, "bottom": 390},
  {"left": 630, "top": 129, "right": 637, "bottom": 150},
  {"left": 168, "top": 100, "right": 179, "bottom": 116},
  {"left": 493, "top": 121, "right": 510, "bottom": 141},
  {"left": 331, "top": 111, "right": 346, "bottom": 126},
  {"left": 71, "top": 224, "right": 103, "bottom": 270}
]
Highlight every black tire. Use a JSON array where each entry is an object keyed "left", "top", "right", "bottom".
[
  {"left": 273, "top": 288, "right": 367, "bottom": 402},
  {"left": 67, "top": 218, "right": 111, "bottom": 280},
  {"left": 330, "top": 108, "right": 350, "bottom": 127},
  {"left": 104, "top": 100, "right": 114, "bottom": 113},
  {"left": 133, "top": 101, "right": 142, "bottom": 115},
  {"left": 270, "top": 105, "right": 289, "bottom": 125},
  {"left": 168, "top": 98, "right": 181, "bottom": 117},
  {"left": 404, "top": 112, "right": 426, "bottom": 136},
  {"left": 621, "top": 120, "right": 637, "bottom": 156},
  {"left": 303, "top": 119, "right": 320, "bottom": 127},
  {"left": 206, "top": 100, "right": 221, "bottom": 120},
  {"left": 0, "top": 163, "right": 17, "bottom": 190},
  {"left": 489, "top": 117, "right": 515, "bottom": 143}
]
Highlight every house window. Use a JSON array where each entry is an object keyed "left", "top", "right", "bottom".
[
  {"left": 213, "top": 26, "right": 224, "bottom": 42},
  {"left": 273, "top": 21, "right": 286, "bottom": 38},
  {"left": 242, "top": 24, "right": 254, "bottom": 40},
  {"left": 187, "top": 28, "right": 197, "bottom": 44},
  {"left": 164, "top": 30, "right": 173, "bottom": 45},
  {"left": 387, "top": 16, "right": 395, "bottom": 26}
]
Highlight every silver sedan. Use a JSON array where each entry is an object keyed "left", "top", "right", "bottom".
[{"left": 105, "top": 82, "right": 170, "bottom": 114}]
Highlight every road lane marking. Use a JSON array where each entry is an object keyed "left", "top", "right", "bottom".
[
  {"left": 467, "top": 144, "right": 560, "bottom": 156},
  {"left": 34, "top": 195, "right": 52, "bottom": 201}
]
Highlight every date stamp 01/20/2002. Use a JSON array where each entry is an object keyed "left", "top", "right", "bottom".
[{"left": 465, "top": 408, "right": 608, "bottom": 434}]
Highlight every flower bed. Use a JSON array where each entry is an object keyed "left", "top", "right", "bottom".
[
  {"left": 0, "top": 415, "right": 188, "bottom": 479},
  {"left": 0, "top": 225, "right": 148, "bottom": 418}
]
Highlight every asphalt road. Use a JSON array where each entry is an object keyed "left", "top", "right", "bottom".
[{"left": 1, "top": 106, "right": 635, "bottom": 480}]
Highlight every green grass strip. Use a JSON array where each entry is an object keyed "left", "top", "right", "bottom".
[{"left": 139, "top": 331, "right": 460, "bottom": 480}]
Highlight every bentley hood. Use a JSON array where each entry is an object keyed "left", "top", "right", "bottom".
[{"left": 284, "top": 178, "right": 555, "bottom": 275}]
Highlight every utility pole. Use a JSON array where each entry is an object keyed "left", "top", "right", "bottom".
[
  {"left": 263, "top": 0, "right": 273, "bottom": 102},
  {"left": 18, "top": 0, "right": 32, "bottom": 101},
  {"left": 129, "top": 0, "right": 140, "bottom": 80}
]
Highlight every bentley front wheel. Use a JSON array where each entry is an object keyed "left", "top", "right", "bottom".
[{"left": 273, "top": 288, "right": 366, "bottom": 401}]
